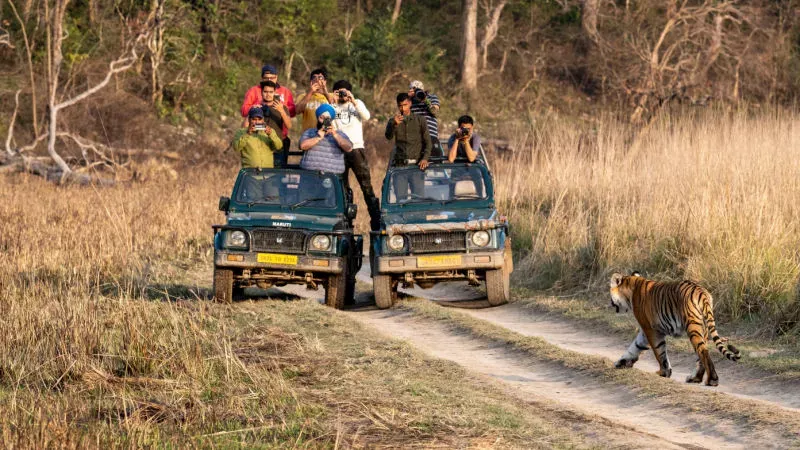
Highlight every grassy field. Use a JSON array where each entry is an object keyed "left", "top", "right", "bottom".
[
  {"left": 2, "top": 108, "right": 799, "bottom": 444},
  {"left": 494, "top": 109, "right": 800, "bottom": 336},
  {"left": 0, "top": 170, "right": 594, "bottom": 447}
]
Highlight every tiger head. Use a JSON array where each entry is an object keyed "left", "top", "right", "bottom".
[{"left": 609, "top": 271, "right": 641, "bottom": 313}]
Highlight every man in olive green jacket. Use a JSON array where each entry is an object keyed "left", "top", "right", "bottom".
[
  {"left": 233, "top": 107, "right": 283, "bottom": 169},
  {"left": 232, "top": 107, "right": 283, "bottom": 202}
]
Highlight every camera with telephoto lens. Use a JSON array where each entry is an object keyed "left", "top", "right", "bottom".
[
  {"left": 414, "top": 88, "right": 426, "bottom": 102},
  {"left": 322, "top": 117, "right": 333, "bottom": 130}
]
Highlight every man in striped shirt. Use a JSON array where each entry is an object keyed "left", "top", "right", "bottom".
[{"left": 408, "top": 80, "right": 442, "bottom": 157}]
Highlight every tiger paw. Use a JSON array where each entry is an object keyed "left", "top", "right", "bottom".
[
  {"left": 657, "top": 368, "right": 672, "bottom": 378},
  {"left": 614, "top": 358, "right": 637, "bottom": 369},
  {"left": 705, "top": 377, "right": 719, "bottom": 387},
  {"left": 685, "top": 375, "right": 703, "bottom": 383}
]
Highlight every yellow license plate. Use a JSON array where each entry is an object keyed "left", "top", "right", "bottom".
[
  {"left": 417, "top": 254, "right": 462, "bottom": 268},
  {"left": 257, "top": 253, "right": 298, "bottom": 265}
]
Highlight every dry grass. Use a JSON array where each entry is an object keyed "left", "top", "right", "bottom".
[
  {"left": 0, "top": 167, "right": 586, "bottom": 448},
  {"left": 493, "top": 109, "right": 800, "bottom": 334}
]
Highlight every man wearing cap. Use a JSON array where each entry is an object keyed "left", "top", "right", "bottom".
[
  {"left": 408, "top": 80, "right": 442, "bottom": 156},
  {"left": 296, "top": 68, "right": 334, "bottom": 131},
  {"left": 241, "top": 64, "right": 296, "bottom": 120},
  {"left": 232, "top": 107, "right": 284, "bottom": 169},
  {"left": 299, "top": 104, "right": 352, "bottom": 174}
]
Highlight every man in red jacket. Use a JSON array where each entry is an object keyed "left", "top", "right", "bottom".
[{"left": 241, "top": 64, "right": 296, "bottom": 165}]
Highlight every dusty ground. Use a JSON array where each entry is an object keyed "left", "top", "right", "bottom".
[{"left": 267, "top": 266, "right": 800, "bottom": 449}]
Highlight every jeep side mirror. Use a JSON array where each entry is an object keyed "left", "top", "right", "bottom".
[
  {"left": 218, "top": 196, "right": 230, "bottom": 212},
  {"left": 346, "top": 203, "right": 358, "bottom": 220}
]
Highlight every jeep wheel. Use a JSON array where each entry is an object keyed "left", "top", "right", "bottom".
[
  {"left": 213, "top": 269, "right": 234, "bottom": 303},
  {"left": 486, "top": 268, "right": 510, "bottom": 306},
  {"left": 325, "top": 268, "right": 347, "bottom": 309},
  {"left": 374, "top": 275, "right": 397, "bottom": 309},
  {"left": 344, "top": 267, "right": 357, "bottom": 306}
]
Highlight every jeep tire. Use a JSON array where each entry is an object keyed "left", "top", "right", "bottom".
[
  {"left": 486, "top": 268, "right": 509, "bottom": 306},
  {"left": 213, "top": 269, "right": 234, "bottom": 303},
  {"left": 325, "top": 266, "right": 347, "bottom": 309},
  {"left": 374, "top": 274, "right": 397, "bottom": 309},
  {"left": 344, "top": 266, "right": 357, "bottom": 306}
]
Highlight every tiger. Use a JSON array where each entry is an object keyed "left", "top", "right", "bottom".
[{"left": 609, "top": 272, "right": 741, "bottom": 386}]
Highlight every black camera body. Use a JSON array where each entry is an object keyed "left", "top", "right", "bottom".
[
  {"left": 322, "top": 117, "right": 333, "bottom": 129},
  {"left": 458, "top": 127, "right": 470, "bottom": 137},
  {"left": 337, "top": 90, "right": 348, "bottom": 99},
  {"left": 414, "top": 88, "right": 427, "bottom": 102}
]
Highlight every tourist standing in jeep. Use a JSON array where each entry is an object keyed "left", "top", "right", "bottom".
[
  {"left": 332, "top": 79, "right": 380, "bottom": 231},
  {"left": 299, "top": 104, "right": 352, "bottom": 174}
]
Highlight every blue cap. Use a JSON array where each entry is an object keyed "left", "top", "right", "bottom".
[
  {"left": 315, "top": 104, "right": 336, "bottom": 120},
  {"left": 248, "top": 106, "right": 264, "bottom": 119},
  {"left": 261, "top": 64, "right": 278, "bottom": 77}
]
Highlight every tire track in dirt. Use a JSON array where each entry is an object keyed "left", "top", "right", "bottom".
[
  {"left": 365, "top": 270, "right": 800, "bottom": 413},
  {"left": 345, "top": 307, "right": 768, "bottom": 449}
]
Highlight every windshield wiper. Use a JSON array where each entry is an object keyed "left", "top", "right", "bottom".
[
  {"left": 289, "top": 197, "right": 327, "bottom": 210},
  {"left": 442, "top": 194, "right": 483, "bottom": 204}
]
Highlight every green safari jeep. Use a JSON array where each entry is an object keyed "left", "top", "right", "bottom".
[
  {"left": 213, "top": 168, "right": 363, "bottom": 308},
  {"left": 370, "top": 159, "right": 512, "bottom": 309}
]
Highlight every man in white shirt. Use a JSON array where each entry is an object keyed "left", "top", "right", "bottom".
[{"left": 332, "top": 79, "right": 380, "bottom": 231}]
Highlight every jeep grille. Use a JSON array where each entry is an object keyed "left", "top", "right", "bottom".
[
  {"left": 409, "top": 231, "right": 467, "bottom": 254},
  {"left": 251, "top": 229, "right": 306, "bottom": 253}
]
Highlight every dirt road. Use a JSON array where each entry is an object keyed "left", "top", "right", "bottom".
[{"left": 274, "top": 268, "right": 800, "bottom": 448}]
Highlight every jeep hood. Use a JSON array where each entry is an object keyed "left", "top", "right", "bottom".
[
  {"left": 226, "top": 211, "right": 342, "bottom": 231},
  {"left": 383, "top": 208, "right": 497, "bottom": 226}
]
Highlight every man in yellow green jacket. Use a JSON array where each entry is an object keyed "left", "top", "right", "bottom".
[{"left": 233, "top": 107, "right": 283, "bottom": 169}]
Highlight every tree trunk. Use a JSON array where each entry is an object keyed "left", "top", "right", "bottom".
[
  {"left": 47, "top": 0, "right": 72, "bottom": 174},
  {"left": 391, "top": 0, "right": 402, "bottom": 25},
  {"left": 480, "top": 0, "right": 507, "bottom": 71},
  {"left": 581, "top": 0, "right": 599, "bottom": 43},
  {"left": 461, "top": 0, "right": 478, "bottom": 92},
  {"left": 147, "top": 0, "right": 165, "bottom": 106}
]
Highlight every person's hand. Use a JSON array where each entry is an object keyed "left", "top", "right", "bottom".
[
  {"left": 393, "top": 114, "right": 403, "bottom": 125},
  {"left": 248, "top": 122, "right": 257, "bottom": 133},
  {"left": 264, "top": 125, "right": 273, "bottom": 135},
  {"left": 324, "top": 127, "right": 335, "bottom": 136},
  {"left": 310, "top": 81, "right": 322, "bottom": 93},
  {"left": 320, "top": 79, "right": 328, "bottom": 93},
  {"left": 317, "top": 128, "right": 326, "bottom": 138},
  {"left": 418, "top": 159, "right": 429, "bottom": 170}
]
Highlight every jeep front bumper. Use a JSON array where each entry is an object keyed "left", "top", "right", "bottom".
[
  {"left": 375, "top": 250, "right": 506, "bottom": 274},
  {"left": 215, "top": 251, "right": 344, "bottom": 274}
]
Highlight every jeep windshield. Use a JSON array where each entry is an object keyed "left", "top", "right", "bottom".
[
  {"left": 386, "top": 165, "right": 489, "bottom": 205},
  {"left": 233, "top": 169, "right": 341, "bottom": 209}
]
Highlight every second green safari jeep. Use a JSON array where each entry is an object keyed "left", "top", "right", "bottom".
[
  {"left": 213, "top": 168, "right": 363, "bottom": 308},
  {"left": 370, "top": 160, "right": 512, "bottom": 309}
]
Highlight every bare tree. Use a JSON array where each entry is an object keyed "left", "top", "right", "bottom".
[
  {"left": 4, "top": 0, "right": 150, "bottom": 181},
  {"left": 8, "top": 0, "right": 40, "bottom": 135},
  {"left": 461, "top": 0, "right": 479, "bottom": 91},
  {"left": 479, "top": 0, "right": 507, "bottom": 71}
]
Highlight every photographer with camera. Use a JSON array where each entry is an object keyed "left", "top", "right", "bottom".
[
  {"left": 408, "top": 80, "right": 442, "bottom": 157},
  {"left": 260, "top": 80, "right": 292, "bottom": 149},
  {"left": 447, "top": 115, "right": 483, "bottom": 163},
  {"left": 299, "top": 104, "right": 352, "bottom": 174},
  {"left": 296, "top": 68, "right": 334, "bottom": 131},
  {"left": 385, "top": 92, "right": 432, "bottom": 169},
  {"left": 331, "top": 79, "right": 380, "bottom": 231},
  {"left": 241, "top": 64, "right": 295, "bottom": 128},
  {"left": 232, "top": 107, "right": 284, "bottom": 169}
]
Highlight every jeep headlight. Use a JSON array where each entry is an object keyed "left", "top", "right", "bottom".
[
  {"left": 311, "top": 234, "right": 332, "bottom": 251},
  {"left": 228, "top": 230, "right": 247, "bottom": 248},
  {"left": 471, "top": 230, "right": 490, "bottom": 247},
  {"left": 388, "top": 235, "right": 405, "bottom": 251}
]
